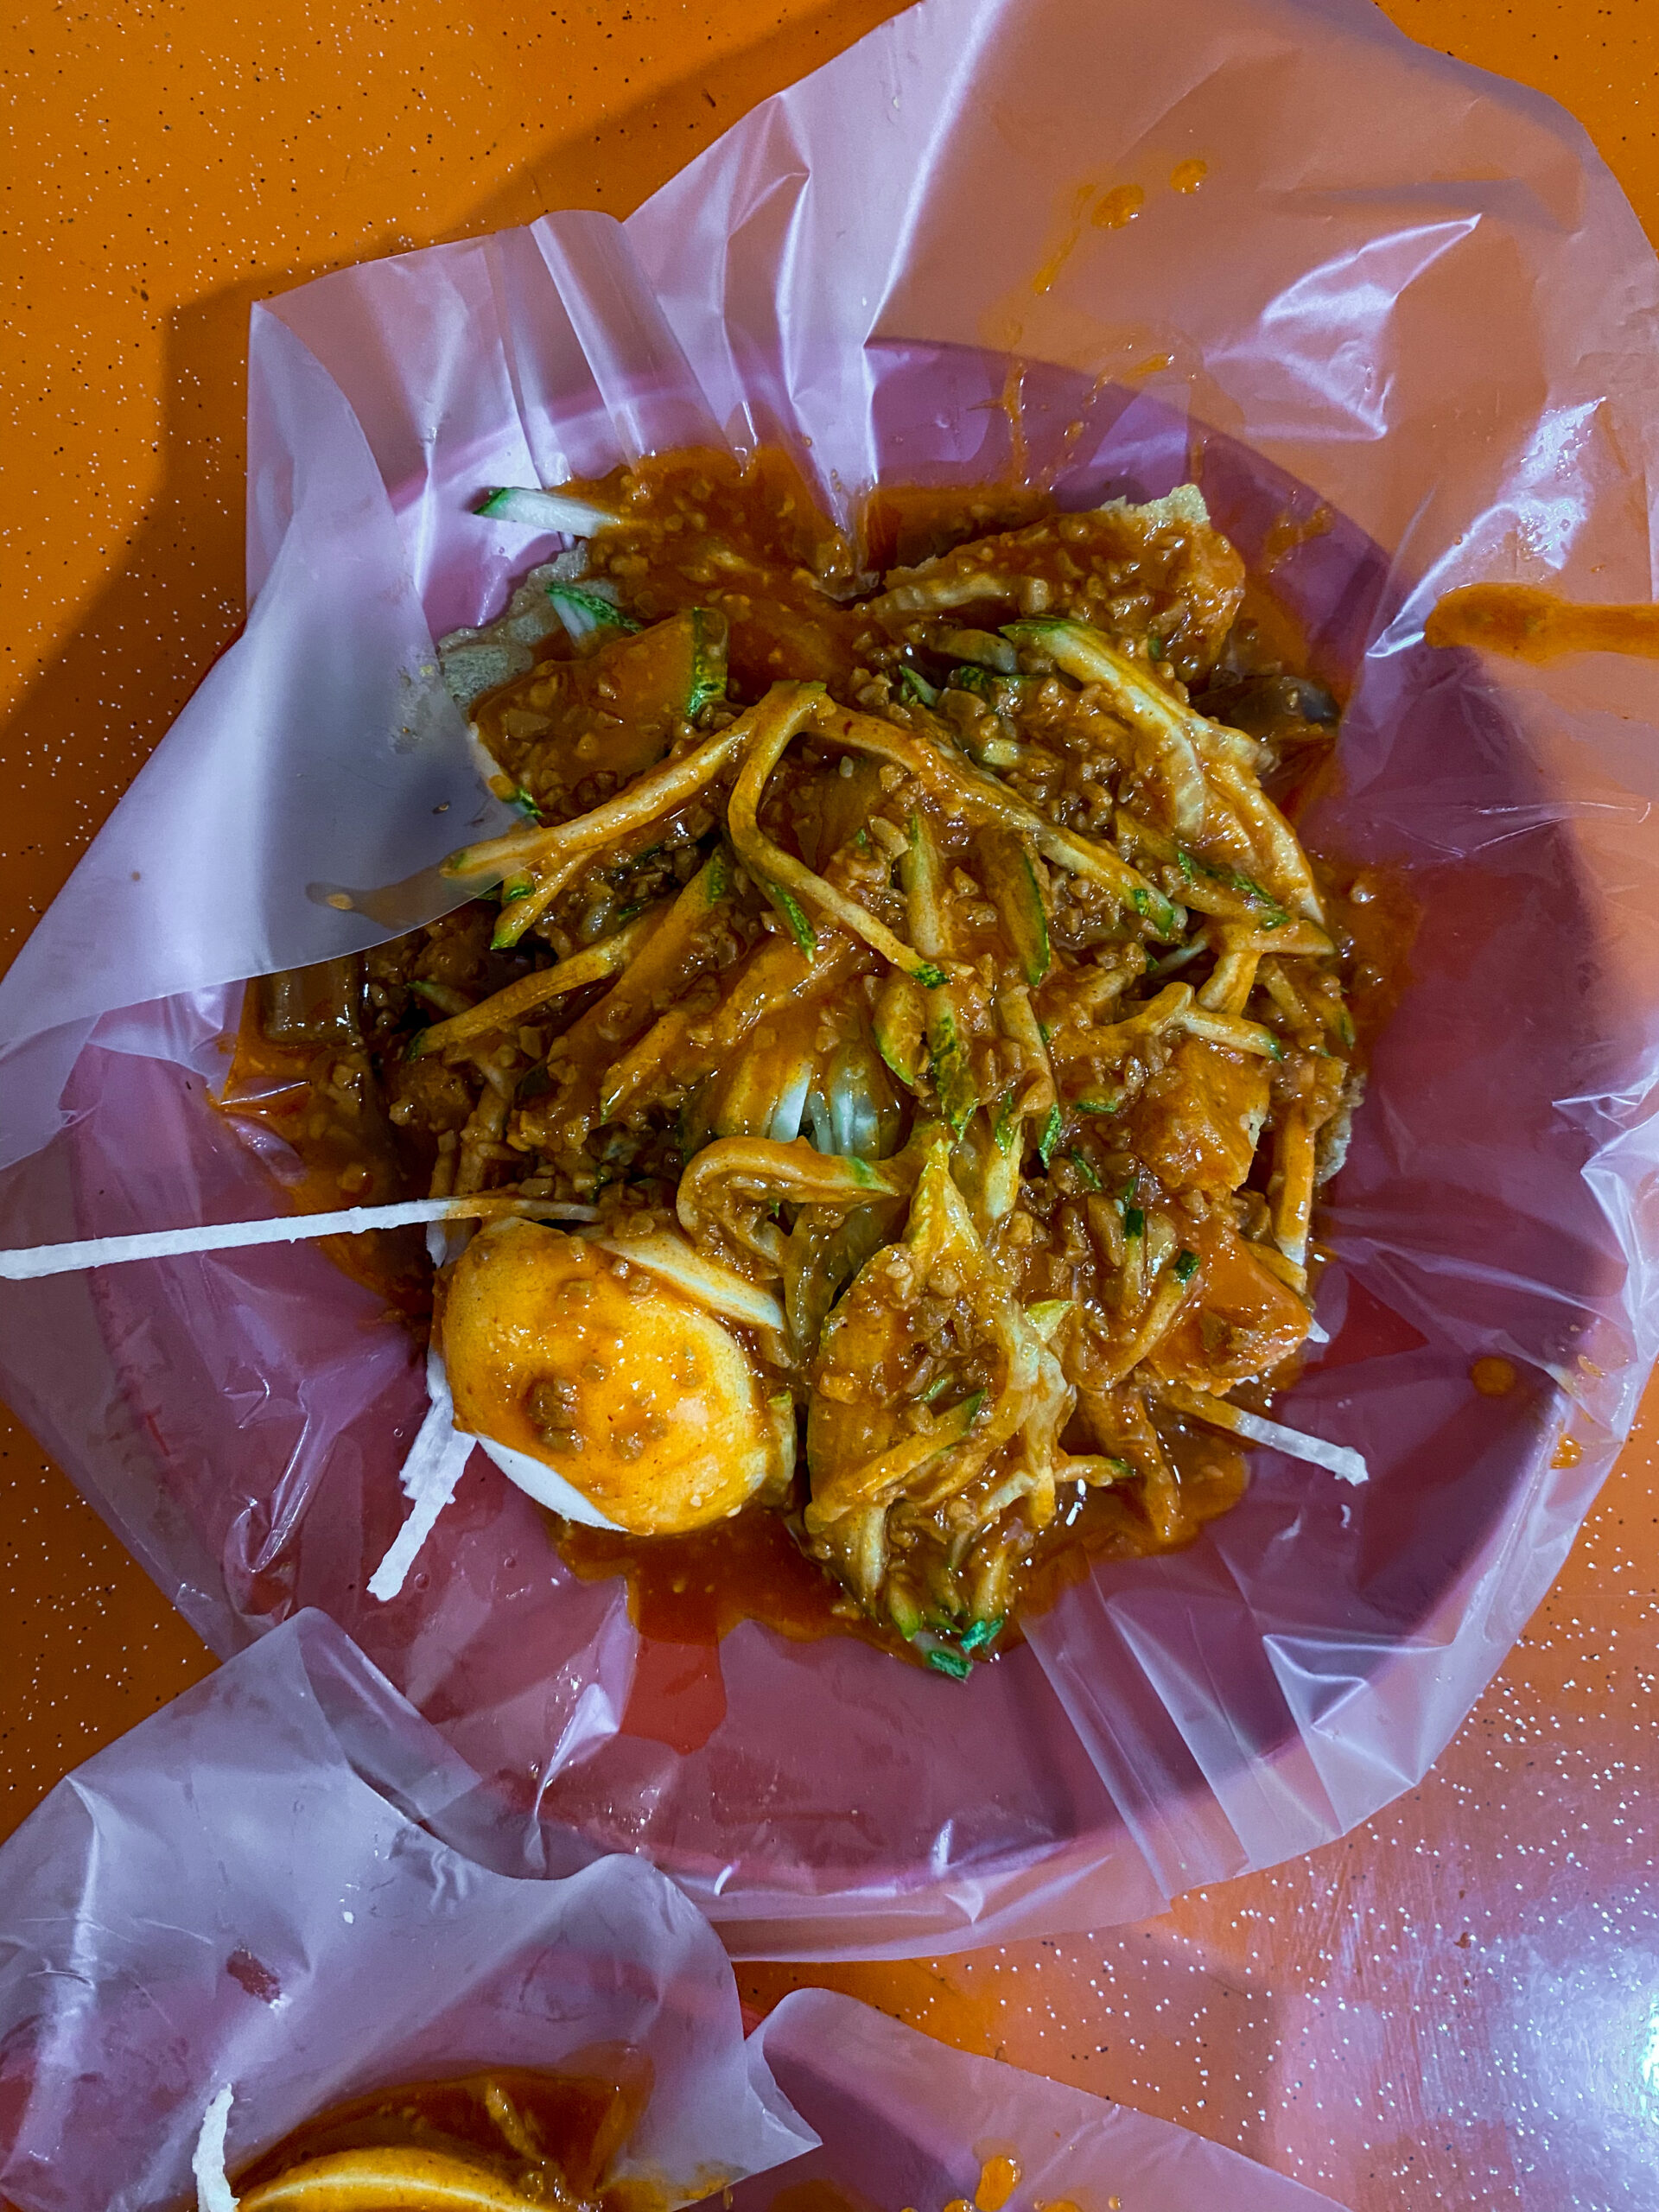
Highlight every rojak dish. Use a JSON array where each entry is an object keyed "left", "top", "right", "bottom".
[{"left": 232, "top": 452, "right": 1394, "bottom": 1675}]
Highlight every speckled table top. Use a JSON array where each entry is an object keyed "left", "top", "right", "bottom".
[{"left": 3, "top": 3, "right": 1657, "bottom": 2207}]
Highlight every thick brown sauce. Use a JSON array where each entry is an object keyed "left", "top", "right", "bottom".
[
  {"left": 231, "top": 2060, "right": 656, "bottom": 2212},
  {"left": 1426, "top": 582, "right": 1659, "bottom": 663}
]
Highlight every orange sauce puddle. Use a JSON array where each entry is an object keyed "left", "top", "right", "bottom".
[{"left": 1427, "top": 583, "right": 1659, "bottom": 662}]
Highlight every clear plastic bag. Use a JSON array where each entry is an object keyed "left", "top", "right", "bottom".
[
  {"left": 3, "top": 0, "right": 1659, "bottom": 1954},
  {"left": 741, "top": 1988, "right": 1345, "bottom": 2212},
  {"left": 0, "top": 1610, "right": 812, "bottom": 2212}
]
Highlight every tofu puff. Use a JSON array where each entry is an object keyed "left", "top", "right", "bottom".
[{"left": 240, "top": 451, "right": 1393, "bottom": 1672}]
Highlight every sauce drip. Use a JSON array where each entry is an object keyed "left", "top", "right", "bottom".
[
  {"left": 1426, "top": 583, "right": 1659, "bottom": 663},
  {"left": 1471, "top": 1355, "right": 1518, "bottom": 1398},
  {"left": 975, "top": 2153, "right": 1022, "bottom": 2211},
  {"left": 1092, "top": 182, "right": 1145, "bottom": 229}
]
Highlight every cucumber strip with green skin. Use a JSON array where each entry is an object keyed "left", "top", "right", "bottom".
[
  {"left": 979, "top": 828, "right": 1051, "bottom": 985},
  {"left": 887, "top": 1580, "right": 926, "bottom": 1641},
  {"left": 1037, "top": 1102, "right": 1064, "bottom": 1169},
  {"left": 902, "top": 811, "right": 979, "bottom": 1136},
  {"left": 1176, "top": 844, "right": 1288, "bottom": 925},
  {"left": 1067, "top": 1147, "right": 1102, "bottom": 1191},
  {"left": 547, "top": 582, "right": 639, "bottom": 644},
  {"left": 768, "top": 880, "right": 817, "bottom": 956},
  {"left": 683, "top": 607, "right": 728, "bottom": 717},
  {"left": 925, "top": 1645, "right": 973, "bottom": 1680},
  {"left": 1173, "top": 1248, "right": 1199, "bottom": 1281},
  {"left": 959, "top": 1614, "right": 1003, "bottom": 1653},
  {"left": 872, "top": 972, "right": 927, "bottom": 1090},
  {"left": 1122, "top": 1204, "right": 1145, "bottom": 1238},
  {"left": 476, "top": 485, "right": 620, "bottom": 535},
  {"left": 938, "top": 626, "right": 1020, "bottom": 673},
  {"left": 946, "top": 663, "right": 998, "bottom": 697},
  {"left": 926, "top": 991, "right": 978, "bottom": 1139},
  {"left": 899, "top": 665, "right": 940, "bottom": 707}
]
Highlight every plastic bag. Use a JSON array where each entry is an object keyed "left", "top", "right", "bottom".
[
  {"left": 3, "top": 0, "right": 1659, "bottom": 1954},
  {"left": 740, "top": 1988, "right": 1344, "bottom": 2212},
  {"left": 0, "top": 1610, "right": 813, "bottom": 2212}
]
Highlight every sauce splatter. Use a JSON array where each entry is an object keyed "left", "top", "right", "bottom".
[
  {"left": 1170, "top": 157, "right": 1209, "bottom": 192},
  {"left": 1471, "top": 1356, "right": 1518, "bottom": 1398},
  {"left": 1092, "top": 182, "right": 1145, "bottom": 229},
  {"left": 976, "top": 2155, "right": 1022, "bottom": 2211},
  {"left": 1032, "top": 179, "right": 1100, "bottom": 294},
  {"left": 1262, "top": 502, "right": 1334, "bottom": 571},
  {"left": 1426, "top": 583, "right": 1659, "bottom": 663},
  {"left": 1551, "top": 1433, "right": 1585, "bottom": 1469}
]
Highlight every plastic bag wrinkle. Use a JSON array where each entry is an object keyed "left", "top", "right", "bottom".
[{"left": 3, "top": 0, "right": 1659, "bottom": 1953}]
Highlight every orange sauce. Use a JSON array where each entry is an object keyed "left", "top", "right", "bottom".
[
  {"left": 1551, "top": 1433, "right": 1585, "bottom": 1469},
  {"left": 1426, "top": 583, "right": 1659, "bottom": 663},
  {"left": 564, "top": 447, "right": 868, "bottom": 696},
  {"left": 975, "top": 2153, "right": 1022, "bottom": 2210},
  {"left": 1170, "top": 157, "right": 1209, "bottom": 193},
  {"left": 556, "top": 1502, "right": 847, "bottom": 1649},
  {"left": 768, "top": 2184, "right": 881, "bottom": 2212},
  {"left": 1091, "top": 182, "right": 1145, "bottom": 230},
  {"left": 231, "top": 2060, "right": 657, "bottom": 2212},
  {"left": 218, "top": 978, "right": 431, "bottom": 1317},
  {"left": 860, "top": 484, "right": 1051, "bottom": 572},
  {"left": 1471, "top": 1356, "right": 1518, "bottom": 1398},
  {"left": 1261, "top": 501, "right": 1334, "bottom": 572}
]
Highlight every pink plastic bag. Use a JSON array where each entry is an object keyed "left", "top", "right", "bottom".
[
  {"left": 737, "top": 1989, "right": 1344, "bottom": 2212},
  {"left": 3, "top": 0, "right": 1659, "bottom": 1953},
  {"left": 0, "top": 1610, "right": 813, "bottom": 2212}
]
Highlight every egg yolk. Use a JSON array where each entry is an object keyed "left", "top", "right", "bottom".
[{"left": 439, "top": 1220, "right": 773, "bottom": 1535}]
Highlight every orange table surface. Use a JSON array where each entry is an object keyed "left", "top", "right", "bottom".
[{"left": 3, "top": 3, "right": 1657, "bottom": 2208}]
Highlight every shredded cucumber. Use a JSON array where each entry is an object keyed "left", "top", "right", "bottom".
[{"left": 475, "top": 485, "right": 620, "bottom": 535}]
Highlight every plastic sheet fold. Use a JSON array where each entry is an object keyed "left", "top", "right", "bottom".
[
  {"left": 0, "top": 1611, "right": 812, "bottom": 2212},
  {"left": 738, "top": 1989, "right": 1345, "bottom": 2212},
  {"left": 3, "top": 0, "right": 1659, "bottom": 1953}
]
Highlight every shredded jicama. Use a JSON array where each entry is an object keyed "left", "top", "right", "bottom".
[
  {"left": 366, "top": 1345, "right": 477, "bottom": 1603},
  {"left": 1164, "top": 1386, "right": 1369, "bottom": 1484},
  {"left": 0, "top": 1195, "right": 597, "bottom": 1282},
  {"left": 193, "top": 2084, "right": 238, "bottom": 2212}
]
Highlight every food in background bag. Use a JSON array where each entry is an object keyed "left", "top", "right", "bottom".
[
  {"left": 225, "top": 450, "right": 1393, "bottom": 1672},
  {"left": 194, "top": 2063, "right": 658, "bottom": 2212}
]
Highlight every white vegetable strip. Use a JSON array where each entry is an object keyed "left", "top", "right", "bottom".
[
  {"left": 476, "top": 486, "right": 619, "bottom": 535},
  {"left": 0, "top": 1196, "right": 597, "bottom": 1282},
  {"left": 194, "top": 2084, "right": 239, "bottom": 2212},
  {"left": 1174, "top": 1389, "right": 1369, "bottom": 1485},
  {"left": 367, "top": 1348, "right": 477, "bottom": 1603}
]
